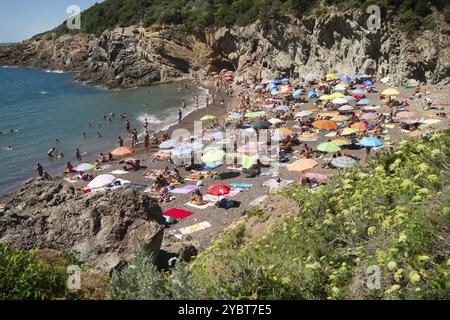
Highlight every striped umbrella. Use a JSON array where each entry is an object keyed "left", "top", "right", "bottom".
[
  {"left": 73, "top": 163, "right": 96, "bottom": 172},
  {"left": 331, "top": 156, "right": 357, "bottom": 169}
]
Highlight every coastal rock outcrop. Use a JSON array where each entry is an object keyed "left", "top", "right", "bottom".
[
  {"left": 0, "top": 10, "right": 449, "bottom": 87},
  {"left": 0, "top": 179, "right": 165, "bottom": 273}
]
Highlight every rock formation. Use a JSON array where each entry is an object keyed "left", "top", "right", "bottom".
[
  {"left": 0, "top": 10, "right": 448, "bottom": 87},
  {"left": 0, "top": 179, "right": 165, "bottom": 273}
]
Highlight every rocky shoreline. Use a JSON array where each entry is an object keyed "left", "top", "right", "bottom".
[{"left": 1, "top": 10, "right": 449, "bottom": 89}]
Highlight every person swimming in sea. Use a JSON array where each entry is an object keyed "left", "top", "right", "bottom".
[
  {"left": 47, "top": 147, "right": 57, "bottom": 158},
  {"left": 97, "top": 132, "right": 103, "bottom": 138}
]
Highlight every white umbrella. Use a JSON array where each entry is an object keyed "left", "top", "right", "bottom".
[
  {"left": 332, "top": 98, "right": 348, "bottom": 105},
  {"left": 88, "top": 174, "right": 116, "bottom": 190},
  {"left": 268, "top": 118, "right": 284, "bottom": 125},
  {"left": 295, "top": 111, "right": 313, "bottom": 118},
  {"left": 339, "top": 105, "right": 354, "bottom": 111}
]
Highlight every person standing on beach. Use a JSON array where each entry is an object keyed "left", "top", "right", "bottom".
[
  {"left": 35, "top": 163, "right": 44, "bottom": 177},
  {"left": 206, "top": 95, "right": 210, "bottom": 108},
  {"left": 181, "top": 99, "right": 186, "bottom": 110},
  {"left": 195, "top": 96, "right": 199, "bottom": 109},
  {"left": 144, "top": 132, "right": 150, "bottom": 151},
  {"left": 143, "top": 119, "right": 149, "bottom": 132},
  {"left": 126, "top": 120, "right": 131, "bottom": 132},
  {"left": 178, "top": 108, "right": 183, "bottom": 124},
  {"left": 118, "top": 136, "right": 124, "bottom": 147},
  {"left": 76, "top": 148, "right": 82, "bottom": 163}
]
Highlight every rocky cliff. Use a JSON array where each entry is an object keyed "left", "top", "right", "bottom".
[
  {"left": 0, "top": 179, "right": 165, "bottom": 273},
  {"left": 1, "top": 10, "right": 449, "bottom": 87}
]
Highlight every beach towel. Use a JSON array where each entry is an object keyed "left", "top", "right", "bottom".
[
  {"left": 111, "top": 170, "right": 129, "bottom": 175},
  {"left": 179, "top": 221, "right": 212, "bottom": 235},
  {"left": 171, "top": 185, "right": 198, "bottom": 195},
  {"left": 202, "top": 163, "right": 224, "bottom": 170},
  {"left": 227, "top": 167, "right": 243, "bottom": 171},
  {"left": 185, "top": 202, "right": 215, "bottom": 210},
  {"left": 163, "top": 208, "right": 194, "bottom": 220},
  {"left": 229, "top": 183, "right": 254, "bottom": 189}
]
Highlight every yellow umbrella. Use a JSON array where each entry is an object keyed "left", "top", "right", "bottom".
[
  {"left": 329, "top": 92, "right": 345, "bottom": 99},
  {"left": 319, "top": 95, "right": 333, "bottom": 101},
  {"left": 382, "top": 88, "right": 400, "bottom": 96},
  {"left": 341, "top": 128, "right": 356, "bottom": 136},
  {"left": 332, "top": 139, "right": 350, "bottom": 146},
  {"left": 326, "top": 73, "right": 337, "bottom": 79},
  {"left": 332, "top": 115, "right": 350, "bottom": 122},
  {"left": 319, "top": 112, "right": 339, "bottom": 118}
]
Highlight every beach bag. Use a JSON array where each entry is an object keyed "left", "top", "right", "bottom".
[{"left": 217, "top": 199, "right": 240, "bottom": 209}]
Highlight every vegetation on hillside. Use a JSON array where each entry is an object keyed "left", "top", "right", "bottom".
[
  {"left": 109, "top": 130, "right": 450, "bottom": 300},
  {"left": 44, "top": 0, "right": 449, "bottom": 38}
]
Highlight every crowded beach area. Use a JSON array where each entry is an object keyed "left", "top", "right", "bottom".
[{"left": 8, "top": 71, "right": 450, "bottom": 249}]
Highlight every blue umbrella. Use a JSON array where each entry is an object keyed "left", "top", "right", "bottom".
[
  {"left": 255, "top": 84, "right": 264, "bottom": 90},
  {"left": 276, "top": 105, "right": 289, "bottom": 112},
  {"left": 340, "top": 75, "right": 351, "bottom": 83},
  {"left": 281, "top": 78, "right": 289, "bottom": 83},
  {"left": 359, "top": 136, "right": 384, "bottom": 148},
  {"left": 228, "top": 112, "right": 243, "bottom": 119},
  {"left": 292, "top": 89, "right": 304, "bottom": 98},
  {"left": 308, "top": 90, "right": 318, "bottom": 99},
  {"left": 352, "top": 89, "right": 364, "bottom": 94},
  {"left": 355, "top": 72, "right": 368, "bottom": 78},
  {"left": 363, "top": 80, "right": 373, "bottom": 87},
  {"left": 357, "top": 99, "right": 372, "bottom": 105},
  {"left": 272, "top": 79, "right": 283, "bottom": 85}
]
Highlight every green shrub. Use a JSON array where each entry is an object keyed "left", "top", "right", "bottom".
[
  {"left": 444, "top": 7, "right": 450, "bottom": 23},
  {"left": 0, "top": 243, "right": 70, "bottom": 300}
]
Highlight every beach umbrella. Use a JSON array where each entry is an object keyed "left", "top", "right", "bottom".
[
  {"left": 305, "top": 172, "right": 328, "bottom": 181},
  {"left": 268, "top": 118, "right": 283, "bottom": 125},
  {"left": 352, "top": 89, "right": 364, "bottom": 95},
  {"left": 340, "top": 75, "right": 352, "bottom": 83},
  {"left": 271, "top": 133, "right": 285, "bottom": 142},
  {"left": 288, "top": 159, "right": 319, "bottom": 173},
  {"left": 332, "top": 115, "right": 350, "bottom": 122},
  {"left": 382, "top": 88, "right": 400, "bottom": 96},
  {"left": 111, "top": 147, "right": 136, "bottom": 157},
  {"left": 228, "top": 112, "right": 243, "bottom": 120},
  {"left": 397, "top": 111, "right": 416, "bottom": 118},
  {"left": 276, "top": 128, "right": 293, "bottom": 137},
  {"left": 351, "top": 122, "right": 369, "bottom": 131},
  {"left": 319, "top": 95, "right": 333, "bottom": 101},
  {"left": 292, "top": 89, "right": 304, "bottom": 98},
  {"left": 202, "top": 149, "right": 226, "bottom": 163},
  {"left": 251, "top": 120, "right": 272, "bottom": 129},
  {"left": 364, "top": 105, "right": 380, "bottom": 111},
  {"left": 345, "top": 95, "right": 355, "bottom": 101},
  {"left": 421, "top": 119, "right": 441, "bottom": 125},
  {"left": 339, "top": 105, "right": 354, "bottom": 111},
  {"left": 340, "top": 128, "right": 357, "bottom": 136},
  {"left": 332, "top": 97, "right": 348, "bottom": 105},
  {"left": 241, "top": 154, "right": 258, "bottom": 169},
  {"left": 88, "top": 174, "right": 116, "bottom": 190},
  {"left": 298, "top": 133, "right": 319, "bottom": 142},
  {"left": 200, "top": 115, "right": 217, "bottom": 122},
  {"left": 359, "top": 136, "right": 384, "bottom": 148},
  {"left": 357, "top": 99, "right": 372, "bottom": 106},
  {"left": 329, "top": 92, "right": 345, "bottom": 99},
  {"left": 308, "top": 90, "right": 319, "bottom": 99},
  {"left": 317, "top": 142, "right": 341, "bottom": 153},
  {"left": 313, "top": 120, "right": 338, "bottom": 130},
  {"left": 73, "top": 163, "right": 96, "bottom": 172},
  {"left": 318, "top": 112, "right": 339, "bottom": 118},
  {"left": 326, "top": 73, "right": 337, "bottom": 80},
  {"left": 355, "top": 72, "right": 368, "bottom": 79},
  {"left": 275, "top": 105, "right": 289, "bottom": 112},
  {"left": 331, "top": 156, "right": 357, "bottom": 169},
  {"left": 245, "top": 111, "right": 265, "bottom": 119},
  {"left": 331, "top": 139, "right": 350, "bottom": 146},
  {"left": 295, "top": 110, "right": 313, "bottom": 118},
  {"left": 403, "top": 79, "right": 419, "bottom": 89},
  {"left": 172, "top": 145, "right": 196, "bottom": 158},
  {"left": 363, "top": 80, "right": 373, "bottom": 87},
  {"left": 335, "top": 84, "right": 348, "bottom": 91},
  {"left": 208, "top": 184, "right": 231, "bottom": 197},
  {"left": 361, "top": 113, "right": 378, "bottom": 120},
  {"left": 159, "top": 139, "right": 179, "bottom": 149}
]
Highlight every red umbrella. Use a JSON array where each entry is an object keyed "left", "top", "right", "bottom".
[{"left": 208, "top": 184, "right": 231, "bottom": 197}]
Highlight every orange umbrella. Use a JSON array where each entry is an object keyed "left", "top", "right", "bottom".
[
  {"left": 351, "top": 122, "right": 369, "bottom": 131},
  {"left": 288, "top": 159, "right": 319, "bottom": 173},
  {"left": 111, "top": 147, "right": 136, "bottom": 157},
  {"left": 313, "top": 120, "right": 338, "bottom": 130},
  {"left": 276, "top": 128, "right": 293, "bottom": 136}
]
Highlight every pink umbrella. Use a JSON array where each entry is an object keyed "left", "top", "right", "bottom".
[{"left": 305, "top": 172, "right": 328, "bottom": 181}]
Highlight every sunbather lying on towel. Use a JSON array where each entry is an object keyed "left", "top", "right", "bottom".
[{"left": 191, "top": 190, "right": 207, "bottom": 206}]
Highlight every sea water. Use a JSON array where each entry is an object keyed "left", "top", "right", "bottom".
[{"left": 0, "top": 67, "right": 207, "bottom": 196}]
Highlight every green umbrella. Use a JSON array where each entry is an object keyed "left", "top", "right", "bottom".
[
  {"left": 200, "top": 115, "right": 217, "bottom": 121},
  {"left": 202, "top": 149, "right": 226, "bottom": 163},
  {"left": 245, "top": 111, "right": 265, "bottom": 119},
  {"left": 317, "top": 142, "right": 341, "bottom": 153},
  {"left": 251, "top": 120, "right": 272, "bottom": 129}
]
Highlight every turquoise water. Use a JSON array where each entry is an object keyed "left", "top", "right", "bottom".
[{"left": 0, "top": 67, "right": 206, "bottom": 196}]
